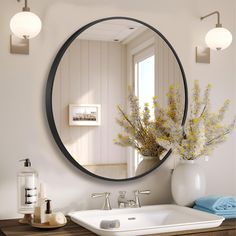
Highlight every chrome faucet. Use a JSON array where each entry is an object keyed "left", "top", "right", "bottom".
[
  {"left": 133, "top": 190, "right": 151, "bottom": 207},
  {"left": 118, "top": 190, "right": 150, "bottom": 208},
  {"left": 91, "top": 192, "right": 112, "bottom": 210}
]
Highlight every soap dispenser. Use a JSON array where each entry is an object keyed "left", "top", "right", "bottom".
[
  {"left": 45, "top": 199, "right": 52, "bottom": 222},
  {"left": 17, "top": 158, "right": 38, "bottom": 224}
]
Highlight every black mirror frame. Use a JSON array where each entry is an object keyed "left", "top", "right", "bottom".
[{"left": 46, "top": 16, "right": 188, "bottom": 182}]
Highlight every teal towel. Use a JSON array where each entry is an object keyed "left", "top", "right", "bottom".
[
  {"left": 194, "top": 205, "right": 235, "bottom": 219},
  {"left": 195, "top": 196, "right": 236, "bottom": 214}
]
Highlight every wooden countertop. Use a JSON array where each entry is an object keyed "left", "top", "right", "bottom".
[
  {"left": 0, "top": 218, "right": 96, "bottom": 236},
  {"left": 0, "top": 217, "right": 235, "bottom": 236}
]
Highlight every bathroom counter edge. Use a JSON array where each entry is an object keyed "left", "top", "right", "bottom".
[{"left": 0, "top": 218, "right": 235, "bottom": 236}]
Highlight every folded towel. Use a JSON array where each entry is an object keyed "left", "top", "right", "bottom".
[
  {"left": 194, "top": 205, "right": 235, "bottom": 219},
  {"left": 195, "top": 196, "right": 236, "bottom": 214}
]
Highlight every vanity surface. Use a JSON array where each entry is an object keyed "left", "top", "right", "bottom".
[
  {"left": 0, "top": 218, "right": 235, "bottom": 236},
  {"left": 68, "top": 205, "right": 225, "bottom": 236}
]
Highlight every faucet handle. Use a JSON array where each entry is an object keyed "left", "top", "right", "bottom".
[
  {"left": 134, "top": 190, "right": 151, "bottom": 195},
  {"left": 91, "top": 192, "right": 110, "bottom": 198},
  {"left": 91, "top": 192, "right": 112, "bottom": 210},
  {"left": 133, "top": 190, "right": 151, "bottom": 207}
]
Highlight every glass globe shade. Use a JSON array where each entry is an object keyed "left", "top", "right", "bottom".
[
  {"left": 205, "top": 27, "right": 232, "bottom": 51},
  {"left": 10, "top": 11, "right": 42, "bottom": 39}
]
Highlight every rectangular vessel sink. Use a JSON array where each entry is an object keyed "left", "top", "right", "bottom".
[{"left": 68, "top": 204, "right": 224, "bottom": 236}]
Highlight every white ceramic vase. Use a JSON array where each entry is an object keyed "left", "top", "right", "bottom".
[
  {"left": 135, "top": 156, "right": 159, "bottom": 176},
  {"left": 171, "top": 160, "right": 206, "bottom": 207}
]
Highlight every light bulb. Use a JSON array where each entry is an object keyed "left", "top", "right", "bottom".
[
  {"left": 205, "top": 27, "right": 232, "bottom": 51},
  {"left": 10, "top": 11, "right": 42, "bottom": 39}
]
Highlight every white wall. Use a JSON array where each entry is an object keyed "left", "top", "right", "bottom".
[{"left": 0, "top": 0, "right": 235, "bottom": 219}]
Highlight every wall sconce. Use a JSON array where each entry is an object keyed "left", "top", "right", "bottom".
[
  {"left": 200, "top": 11, "right": 232, "bottom": 51},
  {"left": 10, "top": 0, "right": 42, "bottom": 54}
]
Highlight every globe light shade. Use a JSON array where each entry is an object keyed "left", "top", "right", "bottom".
[
  {"left": 10, "top": 11, "right": 42, "bottom": 39},
  {"left": 205, "top": 27, "right": 232, "bottom": 51}
]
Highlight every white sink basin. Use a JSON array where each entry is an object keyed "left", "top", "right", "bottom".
[{"left": 68, "top": 204, "right": 224, "bottom": 236}]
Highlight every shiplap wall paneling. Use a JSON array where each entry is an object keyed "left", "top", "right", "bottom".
[{"left": 53, "top": 39, "right": 128, "bottom": 169}]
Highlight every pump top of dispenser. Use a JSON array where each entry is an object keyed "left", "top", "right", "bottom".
[
  {"left": 18, "top": 158, "right": 37, "bottom": 175},
  {"left": 20, "top": 158, "right": 31, "bottom": 167},
  {"left": 45, "top": 199, "right": 52, "bottom": 214}
]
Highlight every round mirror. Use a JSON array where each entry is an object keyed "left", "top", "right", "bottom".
[{"left": 46, "top": 17, "right": 188, "bottom": 181}]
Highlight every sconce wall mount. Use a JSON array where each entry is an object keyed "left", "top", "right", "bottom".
[{"left": 201, "top": 11, "right": 222, "bottom": 28}]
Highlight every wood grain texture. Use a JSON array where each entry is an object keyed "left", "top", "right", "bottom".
[
  {"left": 0, "top": 218, "right": 96, "bottom": 236},
  {"left": 0, "top": 218, "right": 235, "bottom": 236}
]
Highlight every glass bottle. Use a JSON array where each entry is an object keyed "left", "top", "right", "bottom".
[{"left": 17, "top": 158, "right": 38, "bottom": 223}]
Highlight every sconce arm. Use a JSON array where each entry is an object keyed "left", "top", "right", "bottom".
[
  {"left": 200, "top": 11, "right": 222, "bottom": 27},
  {"left": 17, "top": 0, "right": 30, "bottom": 12}
]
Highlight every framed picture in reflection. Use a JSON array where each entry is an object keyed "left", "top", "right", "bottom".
[{"left": 69, "top": 104, "right": 101, "bottom": 126}]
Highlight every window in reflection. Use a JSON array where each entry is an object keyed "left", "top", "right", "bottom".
[{"left": 133, "top": 46, "right": 155, "bottom": 172}]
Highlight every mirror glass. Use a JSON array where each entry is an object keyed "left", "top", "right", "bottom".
[{"left": 50, "top": 18, "right": 187, "bottom": 180}]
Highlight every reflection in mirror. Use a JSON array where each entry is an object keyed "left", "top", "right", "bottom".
[{"left": 52, "top": 19, "right": 185, "bottom": 180}]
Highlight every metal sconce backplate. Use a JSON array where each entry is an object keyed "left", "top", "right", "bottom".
[
  {"left": 10, "top": 35, "right": 29, "bottom": 55},
  {"left": 196, "top": 46, "right": 210, "bottom": 64}
]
